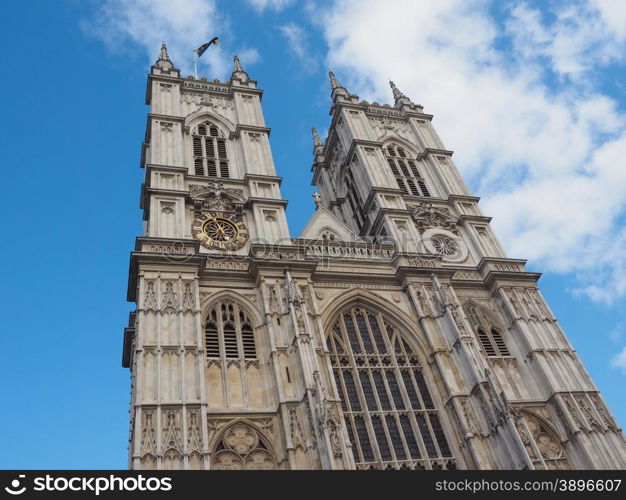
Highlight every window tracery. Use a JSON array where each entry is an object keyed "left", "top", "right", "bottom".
[
  {"left": 327, "top": 305, "right": 455, "bottom": 469},
  {"left": 212, "top": 423, "right": 277, "bottom": 470}
]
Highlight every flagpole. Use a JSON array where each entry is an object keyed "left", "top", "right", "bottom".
[{"left": 194, "top": 51, "right": 198, "bottom": 79}]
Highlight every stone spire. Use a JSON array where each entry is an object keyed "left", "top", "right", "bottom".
[
  {"left": 154, "top": 42, "right": 174, "bottom": 70},
  {"left": 312, "top": 127, "right": 323, "bottom": 147},
  {"left": 233, "top": 54, "right": 244, "bottom": 73},
  {"left": 389, "top": 80, "right": 405, "bottom": 101},
  {"left": 328, "top": 70, "right": 348, "bottom": 97},
  {"left": 231, "top": 54, "right": 250, "bottom": 83},
  {"left": 389, "top": 79, "right": 414, "bottom": 108}
]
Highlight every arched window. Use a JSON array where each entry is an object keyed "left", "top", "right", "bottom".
[
  {"left": 205, "top": 301, "right": 256, "bottom": 360},
  {"left": 464, "top": 303, "right": 510, "bottom": 357},
  {"left": 384, "top": 144, "right": 430, "bottom": 197},
  {"left": 327, "top": 305, "right": 454, "bottom": 469},
  {"left": 192, "top": 121, "right": 229, "bottom": 178}
]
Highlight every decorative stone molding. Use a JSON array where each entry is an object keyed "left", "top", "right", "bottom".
[
  {"left": 210, "top": 422, "right": 278, "bottom": 470},
  {"left": 205, "top": 260, "right": 249, "bottom": 271},
  {"left": 515, "top": 411, "right": 571, "bottom": 470},
  {"left": 409, "top": 202, "right": 459, "bottom": 234},
  {"left": 189, "top": 181, "right": 244, "bottom": 213}
]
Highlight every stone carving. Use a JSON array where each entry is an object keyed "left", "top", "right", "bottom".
[
  {"left": 268, "top": 284, "right": 283, "bottom": 315},
  {"left": 140, "top": 409, "right": 157, "bottom": 455},
  {"left": 505, "top": 287, "right": 551, "bottom": 321},
  {"left": 160, "top": 121, "right": 173, "bottom": 133},
  {"left": 458, "top": 398, "right": 480, "bottom": 436},
  {"left": 181, "top": 282, "right": 195, "bottom": 311},
  {"left": 189, "top": 181, "right": 244, "bottom": 213},
  {"left": 161, "top": 281, "right": 179, "bottom": 313},
  {"left": 143, "top": 281, "right": 158, "bottom": 311},
  {"left": 161, "top": 410, "right": 183, "bottom": 462},
  {"left": 212, "top": 423, "right": 277, "bottom": 470},
  {"left": 288, "top": 405, "right": 307, "bottom": 451},
  {"left": 181, "top": 92, "right": 234, "bottom": 116},
  {"left": 410, "top": 202, "right": 458, "bottom": 234},
  {"left": 368, "top": 115, "right": 409, "bottom": 139},
  {"left": 206, "top": 260, "right": 248, "bottom": 270},
  {"left": 406, "top": 258, "right": 439, "bottom": 268},
  {"left": 415, "top": 288, "right": 433, "bottom": 318},
  {"left": 452, "top": 271, "right": 481, "bottom": 281},
  {"left": 516, "top": 411, "right": 570, "bottom": 469},
  {"left": 305, "top": 244, "right": 394, "bottom": 260},
  {"left": 575, "top": 395, "right": 601, "bottom": 429},
  {"left": 494, "top": 263, "right": 521, "bottom": 272},
  {"left": 313, "top": 371, "right": 343, "bottom": 458},
  {"left": 301, "top": 285, "right": 316, "bottom": 316},
  {"left": 590, "top": 394, "right": 617, "bottom": 431},
  {"left": 187, "top": 408, "right": 203, "bottom": 454}
]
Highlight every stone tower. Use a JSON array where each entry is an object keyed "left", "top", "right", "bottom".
[{"left": 122, "top": 45, "right": 626, "bottom": 470}]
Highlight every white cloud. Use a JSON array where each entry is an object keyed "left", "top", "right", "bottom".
[
  {"left": 611, "top": 346, "right": 626, "bottom": 373},
  {"left": 505, "top": 2, "right": 624, "bottom": 79},
  {"left": 279, "top": 22, "right": 308, "bottom": 60},
  {"left": 593, "top": 0, "right": 626, "bottom": 39},
  {"left": 246, "top": 0, "right": 293, "bottom": 13},
  {"left": 238, "top": 47, "right": 261, "bottom": 66},
  {"left": 83, "top": 0, "right": 230, "bottom": 77},
  {"left": 314, "top": 0, "right": 626, "bottom": 303}
]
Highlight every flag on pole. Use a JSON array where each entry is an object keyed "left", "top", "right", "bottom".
[{"left": 195, "top": 37, "right": 219, "bottom": 57}]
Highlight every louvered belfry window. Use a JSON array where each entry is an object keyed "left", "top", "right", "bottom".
[
  {"left": 328, "top": 305, "right": 455, "bottom": 469},
  {"left": 384, "top": 144, "right": 430, "bottom": 197},
  {"left": 205, "top": 301, "right": 256, "bottom": 360},
  {"left": 345, "top": 168, "right": 365, "bottom": 231},
  {"left": 464, "top": 303, "right": 510, "bottom": 357},
  {"left": 192, "top": 122, "right": 229, "bottom": 178}
]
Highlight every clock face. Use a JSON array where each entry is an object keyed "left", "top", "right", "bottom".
[{"left": 191, "top": 211, "right": 249, "bottom": 251}]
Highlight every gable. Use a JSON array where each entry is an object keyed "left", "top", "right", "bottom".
[{"left": 297, "top": 207, "right": 361, "bottom": 242}]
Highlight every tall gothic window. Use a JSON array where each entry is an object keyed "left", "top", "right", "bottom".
[
  {"left": 384, "top": 144, "right": 430, "bottom": 197},
  {"left": 345, "top": 167, "right": 365, "bottom": 231},
  {"left": 192, "top": 121, "right": 229, "bottom": 178},
  {"left": 464, "top": 302, "right": 510, "bottom": 357},
  {"left": 328, "top": 305, "right": 455, "bottom": 469},
  {"left": 205, "top": 301, "right": 256, "bottom": 360}
]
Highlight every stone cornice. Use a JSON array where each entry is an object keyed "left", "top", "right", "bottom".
[
  {"left": 232, "top": 124, "right": 272, "bottom": 139},
  {"left": 417, "top": 148, "right": 454, "bottom": 161},
  {"left": 145, "top": 163, "right": 188, "bottom": 173},
  {"left": 447, "top": 194, "right": 481, "bottom": 204},
  {"left": 245, "top": 197, "right": 289, "bottom": 208},
  {"left": 458, "top": 214, "right": 492, "bottom": 225},
  {"left": 243, "top": 173, "right": 283, "bottom": 185}
]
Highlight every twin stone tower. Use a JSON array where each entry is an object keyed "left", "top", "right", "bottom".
[{"left": 121, "top": 44, "right": 626, "bottom": 470}]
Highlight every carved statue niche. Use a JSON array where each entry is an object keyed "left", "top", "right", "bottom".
[
  {"left": 410, "top": 202, "right": 459, "bottom": 234},
  {"left": 189, "top": 181, "right": 245, "bottom": 216}
]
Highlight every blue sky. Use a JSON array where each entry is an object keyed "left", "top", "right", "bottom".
[{"left": 1, "top": 0, "right": 625, "bottom": 469}]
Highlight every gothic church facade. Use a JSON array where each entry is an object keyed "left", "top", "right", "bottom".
[{"left": 122, "top": 44, "right": 626, "bottom": 470}]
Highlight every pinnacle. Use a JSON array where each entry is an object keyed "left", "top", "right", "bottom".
[
  {"left": 312, "top": 127, "right": 323, "bottom": 147},
  {"left": 233, "top": 54, "right": 244, "bottom": 73}
]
